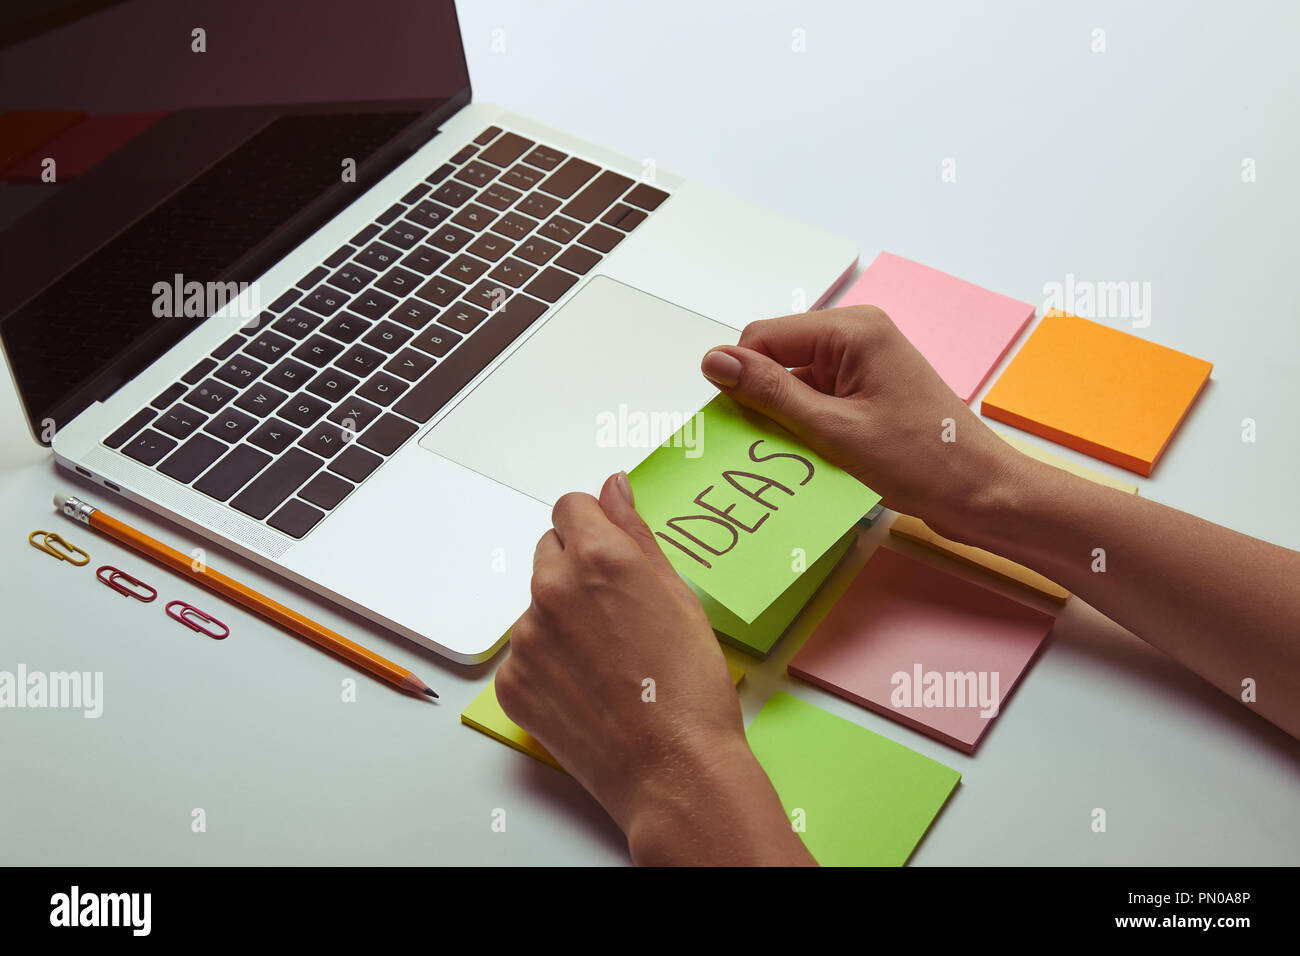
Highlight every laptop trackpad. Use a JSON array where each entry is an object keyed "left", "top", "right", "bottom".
[{"left": 418, "top": 276, "right": 733, "bottom": 504}]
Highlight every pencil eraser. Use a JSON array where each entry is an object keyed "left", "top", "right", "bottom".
[{"left": 53, "top": 492, "right": 69, "bottom": 510}]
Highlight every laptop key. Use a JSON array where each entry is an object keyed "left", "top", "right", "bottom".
[
  {"left": 562, "top": 170, "right": 635, "bottom": 222},
  {"left": 466, "top": 234, "right": 509, "bottom": 262},
  {"left": 329, "top": 445, "right": 384, "bottom": 482},
  {"left": 306, "top": 368, "right": 360, "bottom": 403},
  {"left": 375, "top": 203, "right": 404, "bottom": 226},
  {"left": 454, "top": 160, "right": 499, "bottom": 187},
  {"left": 203, "top": 407, "right": 258, "bottom": 443},
  {"left": 292, "top": 334, "right": 344, "bottom": 368},
  {"left": 393, "top": 294, "right": 548, "bottom": 424},
  {"left": 416, "top": 275, "right": 465, "bottom": 307},
  {"left": 337, "top": 344, "right": 385, "bottom": 377},
  {"left": 424, "top": 163, "right": 455, "bottom": 185},
  {"left": 555, "top": 245, "right": 600, "bottom": 275},
  {"left": 324, "top": 244, "right": 355, "bottom": 268},
  {"left": 361, "top": 321, "right": 412, "bottom": 354},
  {"left": 380, "top": 222, "right": 428, "bottom": 251},
  {"left": 522, "top": 144, "right": 567, "bottom": 171},
  {"left": 400, "top": 244, "right": 449, "bottom": 275},
  {"left": 268, "top": 288, "right": 302, "bottom": 313},
  {"left": 326, "top": 263, "right": 376, "bottom": 294},
  {"left": 428, "top": 225, "right": 474, "bottom": 254},
  {"left": 268, "top": 499, "right": 326, "bottom": 539},
  {"left": 466, "top": 281, "right": 513, "bottom": 312},
  {"left": 350, "top": 289, "right": 399, "bottom": 321},
  {"left": 389, "top": 298, "right": 439, "bottom": 331},
  {"left": 274, "top": 308, "right": 322, "bottom": 339},
  {"left": 439, "top": 303, "right": 487, "bottom": 334},
  {"left": 578, "top": 223, "right": 624, "bottom": 254},
  {"left": 211, "top": 334, "right": 244, "bottom": 360},
  {"left": 355, "top": 371, "right": 409, "bottom": 406},
  {"left": 490, "top": 211, "right": 538, "bottom": 242},
  {"left": 539, "top": 215, "right": 583, "bottom": 245},
  {"left": 320, "top": 312, "right": 371, "bottom": 344},
  {"left": 412, "top": 325, "right": 462, "bottom": 358},
  {"left": 214, "top": 354, "right": 268, "bottom": 389},
  {"left": 277, "top": 394, "right": 330, "bottom": 428},
  {"left": 602, "top": 203, "right": 648, "bottom": 231},
  {"left": 539, "top": 157, "right": 599, "bottom": 199},
  {"left": 157, "top": 434, "right": 226, "bottom": 484},
  {"left": 156, "top": 404, "right": 206, "bottom": 439},
  {"left": 501, "top": 164, "right": 543, "bottom": 191},
  {"left": 249, "top": 417, "right": 304, "bottom": 454},
  {"left": 350, "top": 223, "right": 380, "bottom": 246},
  {"left": 450, "top": 144, "right": 477, "bottom": 164},
  {"left": 443, "top": 254, "right": 488, "bottom": 284},
  {"left": 359, "top": 414, "right": 418, "bottom": 456},
  {"left": 105, "top": 409, "right": 158, "bottom": 449},
  {"left": 264, "top": 357, "right": 316, "bottom": 392},
  {"left": 402, "top": 183, "right": 431, "bottom": 204},
  {"left": 431, "top": 181, "right": 475, "bottom": 207},
  {"left": 194, "top": 445, "right": 270, "bottom": 502},
  {"left": 474, "top": 126, "right": 502, "bottom": 146},
  {"left": 181, "top": 358, "right": 217, "bottom": 385},
  {"left": 451, "top": 202, "right": 497, "bottom": 231},
  {"left": 234, "top": 382, "right": 289, "bottom": 418},
  {"left": 517, "top": 236, "right": 561, "bottom": 266},
  {"left": 299, "top": 287, "right": 348, "bottom": 317},
  {"left": 232, "top": 448, "right": 323, "bottom": 520},
  {"left": 624, "top": 183, "right": 670, "bottom": 211},
  {"left": 374, "top": 265, "right": 423, "bottom": 298},
  {"left": 298, "top": 421, "right": 349, "bottom": 458},
  {"left": 489, "top": 257, "right": 537, "bottom": 288},
  {"left": 383, "top": 348, "right": 435, "bottom": 382},
  {"left": 517, "top": 191, "right": 560, "bottom": 220},
  {"left": 296, "top": 266, "right": 329, "bottom": 290},
  {"left": 329, "top": 396, "right": 383, "bottom": 435},
  {"left": 524, "top": 267, "right": 579, "bottom": 303},
  {"left": 122, "top": 429, "right": 176, "bottom": 466},
  {"left": 298, "top": 472, "right": 354, "bottom": 511},
  {"left": 479, "top": 182, "right": 522, "bottom": 211},
  {"left": 243, "top": 329, "right": 295, "bottom": 363},
  {"left": 183, "top": 379, "right": 237, "bottom": 414},
  {"left": 355, "top": 240, "right": 405, "bottom": 272},
  {"left": 478, "top": 131, "right": 535, "bottom": 168}
]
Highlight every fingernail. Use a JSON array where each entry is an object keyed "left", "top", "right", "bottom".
[
  {"left": 615, "top": 471, "right": 634, "bottom": 505},
  {"left": 701, "top": 349, "right": 742, "bottom": 387}
]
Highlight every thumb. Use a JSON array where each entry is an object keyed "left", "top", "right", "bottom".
[
  {"left": 701, "top": 345, "right": 832, "bottom": 439},
  {"left": 597, "top": 471, "right": 700, "bottom": 604}
]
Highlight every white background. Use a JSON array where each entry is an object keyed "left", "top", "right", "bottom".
[{"left": 2, "top": 0, "right": 1297, "bottom": 864}]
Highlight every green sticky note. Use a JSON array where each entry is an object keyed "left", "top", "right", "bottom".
[
  {"left": 747, "top": 692, "right": 961, "bottom": 866},
  {"left": 694, "top": 527, "right": 858, "bottom": 660},
  {"left": 628, "top": 395, "right": 879, "bottom": 623}
]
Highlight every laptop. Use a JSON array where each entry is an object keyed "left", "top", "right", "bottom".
[{"left": 0, "top": 0, "right": 857, "bottom": 662}]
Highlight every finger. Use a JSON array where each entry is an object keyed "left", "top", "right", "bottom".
[
  {"left": 597, "top": 472, "right": 702, "bottom": 605},
  {"left": 700, "top": 344, "right": 837, "bottom": 439},
  {"left": 733, "top": 308, "right": 867, "bottom": 367},
  {"left": 551, "top": 490, "right": 614, "bottom": 548},
  {"left": 533, "top": 528, "right": 561, "bottom": 569}
]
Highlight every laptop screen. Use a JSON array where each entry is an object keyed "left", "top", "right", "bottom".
[{"left": 0, "top": 0, "right": 470, "bottom": 443}]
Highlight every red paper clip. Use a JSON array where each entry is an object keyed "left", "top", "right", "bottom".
[
  {"left": 96, "top": 565, "right": 157, "bottom": 602},
  {"left": 165, "top": 600, "right": 229, "bottom": 640}
]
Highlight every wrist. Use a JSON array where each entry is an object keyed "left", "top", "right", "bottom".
[{"left": 623, "top": 729, "right": 813, "bottom": 866}]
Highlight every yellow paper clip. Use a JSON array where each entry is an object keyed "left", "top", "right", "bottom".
[{"left": 28, "top": 530, "right": 90, "bottom": 566}]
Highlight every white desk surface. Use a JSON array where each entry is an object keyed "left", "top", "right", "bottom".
[{"left": 3, "top": 1, "right": 1298, "bottom": 865}]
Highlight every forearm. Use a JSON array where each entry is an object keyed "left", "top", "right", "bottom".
[
  {"left": 958, "top": 454, "right": 1300, "bottom": 737},
  {"left": 624, "top": 735, "right": 816, "bottom": 866}
]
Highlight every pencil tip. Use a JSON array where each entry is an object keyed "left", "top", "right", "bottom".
[{"left": 423, "top": 687, "right": 439, "bottom": 699}]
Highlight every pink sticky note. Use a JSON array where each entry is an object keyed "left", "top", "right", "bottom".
[
  {"left": 788, "top": 547, "right": 1055, "bottom": 753},
  {"left": 834, "top": 252, "right": 1035, "bottom": 402}
]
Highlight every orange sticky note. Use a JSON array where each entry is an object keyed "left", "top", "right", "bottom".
[{"left": 980, "top": 312, "right": 1212, "bottom": 476}]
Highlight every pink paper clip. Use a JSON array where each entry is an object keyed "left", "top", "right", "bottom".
[
  {"left": 165, "top": 600, "right": 229, "bottom": 640},
  {"left": 96, "top": 565, "right": 157, "bottom": 602}
]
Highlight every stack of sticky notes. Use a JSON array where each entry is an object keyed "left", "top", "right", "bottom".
[
  {"left": 628, "top": 394, "right": 879, "bottom": 658},
  {"left": 746, "top": 692, "right": 960, "bottom": 865},
  {"left": 834, "top": 251, "right": 1036, "bottom": 403},
  {"left": 982, "top": 311, "right": 1212, "bottom": 476},
  {"left": 889, "top": 431, "right": 1139, "bottom": 603},
  {"left": 789, "top": 547, "right": 1056, "bottom": 753},
  {"left": 462, "top": 663, "right": 747, "bottom": 772}
]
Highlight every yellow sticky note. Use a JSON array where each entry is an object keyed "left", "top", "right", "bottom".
[
  {"left": 462, "top": 663, "right": 746, "bottom": 772},
  {"left": 890, "top": 433, "right": 1139, "bottom": 602}
]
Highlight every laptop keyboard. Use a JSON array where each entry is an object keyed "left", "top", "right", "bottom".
[{"left": 101, "top": 126, "right": 670, "bottom": 539}]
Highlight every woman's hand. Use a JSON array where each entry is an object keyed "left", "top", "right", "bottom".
[
  {"left": 700, "top": 305, "right": 1023, "bottom": 542},
  {"left": 497, "top": 472, "right": 813, "bottom": 865}
]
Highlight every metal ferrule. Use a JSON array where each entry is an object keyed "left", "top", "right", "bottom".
[{"left": 61, "top": 496, "right": 96, "bottom": 524}]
